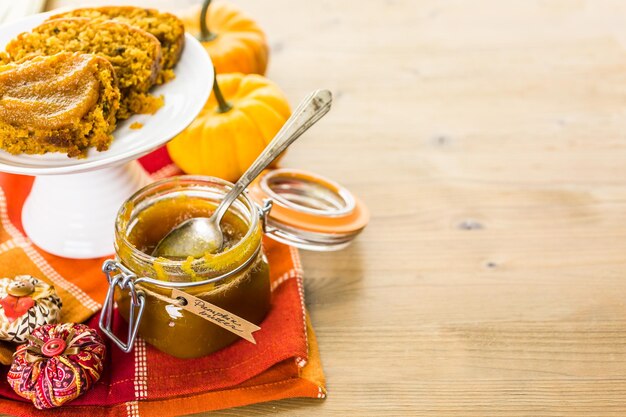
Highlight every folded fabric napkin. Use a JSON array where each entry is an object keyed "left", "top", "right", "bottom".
[{"left": 0, "top": 148, "right": 326, "bottom": 416}]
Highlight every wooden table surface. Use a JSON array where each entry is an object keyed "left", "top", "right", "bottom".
[{"left": 27, "top": 0, "right": 626, "bottom": 415}]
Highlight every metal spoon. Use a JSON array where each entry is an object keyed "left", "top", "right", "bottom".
[{"left": 152, "top": 89, "right": 333, "bottom": 259}]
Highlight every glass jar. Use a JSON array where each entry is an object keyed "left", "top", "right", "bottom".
[
  {"left": 101, "top": 170, "right": 368, "bottom": 357},
  {"left": 100, "top": 176, "right": 272, "bottom": 358}
]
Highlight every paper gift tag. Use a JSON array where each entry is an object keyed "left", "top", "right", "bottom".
[{"left": 171, "top": 289, "right": 261, "bottom": 344}]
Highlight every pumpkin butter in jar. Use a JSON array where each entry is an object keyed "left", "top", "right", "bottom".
[{"left": 113, "top": 176, "right": 271, "bottom": 358}]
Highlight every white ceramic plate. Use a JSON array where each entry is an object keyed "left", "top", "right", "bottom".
[{"left": 0, "top": 11, "right": 213, "bottom": 175}]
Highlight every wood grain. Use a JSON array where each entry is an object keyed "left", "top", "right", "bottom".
[{"left": 34, "top": 0, "right": 626, "bottom": 415}]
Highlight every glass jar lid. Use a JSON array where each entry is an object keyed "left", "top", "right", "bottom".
[{"left": 248, "top": 169, "right": 369, "bottom": 251}]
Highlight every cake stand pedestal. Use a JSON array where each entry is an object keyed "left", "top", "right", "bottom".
[{"left": 22, "top": 161, "right": 151, "bottom": 258}]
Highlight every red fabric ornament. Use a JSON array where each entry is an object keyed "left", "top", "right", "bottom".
[
  {"left": 0, "top": 295, "right": 34, "bottom": 322},
  {"left": 6, "top": 323, "right": 106, "bottom": 409}
]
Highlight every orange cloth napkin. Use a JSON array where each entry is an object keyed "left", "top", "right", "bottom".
[{"left": 0, "top": 149, "right": 326, "bottom": 416}]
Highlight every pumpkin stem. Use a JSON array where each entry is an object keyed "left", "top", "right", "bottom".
[
  {"left": 212, "top": 69, "right": 232, "bottom": 113},
  {"left": 199, "top": 0, "right": 217, "bottom": 41}
]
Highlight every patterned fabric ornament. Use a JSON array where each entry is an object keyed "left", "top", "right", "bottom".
[
  {"left": 0, "top": 275, "right": 62, "bottom": 343},
  {"left": 7, "top": 323, "right": 106, "bottom": 409}
]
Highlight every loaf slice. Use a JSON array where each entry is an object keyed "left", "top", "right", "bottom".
[
  {"left": 5, "top": 18, "right": 162, "bottom": 119},
  {"left": 49, "top": 6, "right": 185, "bottom": 84},
  {"left": 0, "top": 52, "right": 120, "bottom": 158}
]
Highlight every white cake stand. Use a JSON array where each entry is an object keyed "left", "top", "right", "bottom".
[{"left": 0, "top": 13, "right": 213, "bottom": 258}]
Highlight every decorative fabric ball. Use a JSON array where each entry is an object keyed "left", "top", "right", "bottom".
[
  {"left": 7, "top": 323, "right": 106, "bottom": 409},
  {"left": 0, "top": 275, "right": 62, "bottom": 343}
]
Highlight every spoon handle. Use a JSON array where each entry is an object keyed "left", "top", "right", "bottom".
[{"left": 212, "top": 89, "right": 333, "bottom": 223}]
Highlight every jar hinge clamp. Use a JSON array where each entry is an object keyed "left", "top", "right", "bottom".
[
  {"left": 258, "top": 198, "right": 275, "bottom": 234},
  {"left": 100, "top": 259, "right": 145, "bottom": 353}
]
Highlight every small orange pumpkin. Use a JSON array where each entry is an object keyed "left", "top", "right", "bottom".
[
  {"left": 181, "top": 0, "right": 269, "bottom": 75},
  {"left": 167, "top": 72, "right": 291, "bottom": 182}
]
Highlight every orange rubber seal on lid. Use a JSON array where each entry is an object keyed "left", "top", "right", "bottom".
[{"left": 248, "top": 169, "right": 369, "bottom": 235}]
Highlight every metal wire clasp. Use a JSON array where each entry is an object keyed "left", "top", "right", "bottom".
[
  {"left": 258, "top": 198, "right": 275, "bottom": 234},
  {"left": 100, "top": 259, "right": 146, "bottom": 353}
]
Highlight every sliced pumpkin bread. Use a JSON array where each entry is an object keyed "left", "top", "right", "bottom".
[
  {"left": 49, "top": 6, "right": 185, "bottom": 84},
  {"left": 0, "top": 52, "right": 120, "bottom": 157},
  {"left": 5, "top": 18, "right": 163, "bottom": 119}
]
